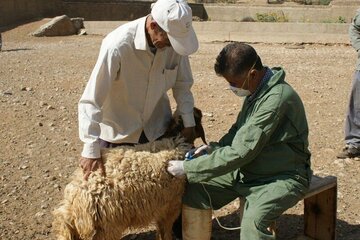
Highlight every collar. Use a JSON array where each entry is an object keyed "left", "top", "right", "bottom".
[
  {"left": 134, "top": 16, "right": 149, "bottom": 51},
  {"left": 248, "top": 67, "right": 273, "bottom": 102},
  {"left": 247, "top": 67, "right": 286, "bottom": 103}
]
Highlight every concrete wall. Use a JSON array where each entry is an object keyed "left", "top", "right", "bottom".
[
  {"left": 62, "top": 1, "right": 152, "bottom": 21},
  {"left": 203, "top": 4, "right": 358, "bottom": 23},
  {"left": 84, "top": 20, "right": 350, "bottom": 44},
  {"left": 0, "top": 0, "right": 358, "bottom": 28},
  {"left": 0, "top": 0, "right": 63, "bottom": 27},
  {"left": 62, "top": 1, "right": 207, "bottom": 21},
  {"left": 0, "top": 0, "right": 207, "bottom": 27}
]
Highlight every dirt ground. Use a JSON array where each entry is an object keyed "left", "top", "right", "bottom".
[{"left": 0, "top": 20, "right": 360, "bottom": 240}]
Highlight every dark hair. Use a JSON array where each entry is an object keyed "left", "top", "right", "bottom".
[{"left": 214, "top": 42, "right": 263, "bottom": 77}]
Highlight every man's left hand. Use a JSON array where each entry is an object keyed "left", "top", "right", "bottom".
[
  {"left": 181, "top": 127, "right": 196, "bottom": 144},
  {"left": 167, "top": 160, "right": 185, "bottom": 178}
]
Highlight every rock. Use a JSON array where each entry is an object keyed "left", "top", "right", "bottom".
[
  {"left": 31, "top": 15, "right": 77, "bottom": 37},
  {"left": 241, "top": 16, "right": 256, "bottom": 22},
  {"left": 21, "top": 87, "right": 33, "bottom": 91},
  {"left": 22, "top": 175, "right": 31, "bottom": 181},
  {"left": 39, "top": 101, "right": 47, "bottom": 107},
  {"left": 35, "top": 212, "right": 45, "bottom": 218},
  {"left": 70, "top": 17, "right": 84, "bottom": 31},
  {"left": 40, "top": 204, "right": 48, "bottom": 209},
  {"left": 78, "top": 29, "right": 87, "bottom": 35}
]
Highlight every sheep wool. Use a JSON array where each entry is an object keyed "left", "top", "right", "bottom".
[{"left": 52, "top": 137, "right": 192, "bottom": 240}]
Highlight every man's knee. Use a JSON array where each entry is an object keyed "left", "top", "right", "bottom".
[
  {"left": 182, "top": 183, "right": 210, "bottom": 209},
  {"left": 241, "top": 215, "right": 275, "bottom": 240}
]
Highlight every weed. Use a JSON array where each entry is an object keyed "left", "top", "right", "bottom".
[
  {"left": 321, "top": 16, "right": 346, "bottom": 23},
  {"left": 336, "top": 16, "right": 346, "bottom": 23},
  {"left": 256, "top": 11, "right": 288, "bottom": 22}
]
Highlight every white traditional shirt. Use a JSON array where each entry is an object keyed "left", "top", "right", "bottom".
[{"left": 79, "top": 16, "right": 195, "bottom": 158}]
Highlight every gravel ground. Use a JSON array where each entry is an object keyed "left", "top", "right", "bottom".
[{"left": 0, "top": 20, "right": 359, "bottom": 239}]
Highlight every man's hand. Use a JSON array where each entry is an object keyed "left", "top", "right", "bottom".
[
  {"left": 167, "top": 160, "right": 185, "bottom": 178},
  {"left": 185, "top": 144, "right": 211, "bottom": 159},
  {"left": 181, "top": 127, "right": 196, "bottom": 144},
  {"left": 79, "top": 157, "right": 106, "bottom": 180}
]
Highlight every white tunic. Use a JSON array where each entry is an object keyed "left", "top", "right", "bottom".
[{"left": 79, "top": 16, "right": 195, "bottom": 158}]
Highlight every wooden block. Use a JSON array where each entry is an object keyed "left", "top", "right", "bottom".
[{"left": 304, "top": 180, "right": 337, "bottom": 240}]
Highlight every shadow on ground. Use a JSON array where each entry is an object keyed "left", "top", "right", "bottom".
[
  {"left": 123, "top": 211, "right": 360, "bottom": 240},
  {"left": 1, "top": 48, "right": 33, "bottom": 52}
]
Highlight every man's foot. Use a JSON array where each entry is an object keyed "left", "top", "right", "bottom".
[{"left": 336, "top": 146, "right": 360, "bottom": 159}]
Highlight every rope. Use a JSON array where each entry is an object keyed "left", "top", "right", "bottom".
[{"left": 200, "top": 182, "right": 241, "bottom": 231}]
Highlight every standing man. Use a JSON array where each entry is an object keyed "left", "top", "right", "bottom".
[
  {"left": 78, "top": 0, "right": 199, "bottom": 180},
  {"left": 337, "top": 8, "right": 360, "bottom": 159},
  {"left": 168, "top": 42, "right": 312, "bottom": 240}
]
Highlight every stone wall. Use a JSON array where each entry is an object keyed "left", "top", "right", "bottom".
[
  {"left": 0, "top": 0, "right": 207, "bottom": 28},
  {"left": 62, "top": 1, "right": 207, "bottom": 21},
  {"left": 0, "top": 0, "right": 358, "bottom": 28},
  {"left": 62, "top": 1, "right": 154, "bottom": 21},
  {"left": 0, "top": 0, "right": 63, "bottom": 27}
]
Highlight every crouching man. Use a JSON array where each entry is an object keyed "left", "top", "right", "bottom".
[{"left": 167, "top": 42, "right": 312, "bottom": 240}]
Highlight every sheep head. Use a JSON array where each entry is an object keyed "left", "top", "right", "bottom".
[{"left": 163, "top": 107, "right": 207, "bottom": 145}]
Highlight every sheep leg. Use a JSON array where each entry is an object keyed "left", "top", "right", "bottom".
[
  {"left": 155, "top": 219, "right": 174, "bottom": 240},
  {"left": 52, "top": 204, "right": 81, "bottom": 240},
  {"left": 155, "top": 206, "right": 181, "bottom": 240}
]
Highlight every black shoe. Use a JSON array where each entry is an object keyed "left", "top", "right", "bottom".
[
  {"left": 337, "top": 146, "right": 360, "bottom": 159},
  {"left": 172, "top": 214, "right": 182, "bottom": 239}
]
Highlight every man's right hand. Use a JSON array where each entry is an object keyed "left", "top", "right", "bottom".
[
  {"left": 185, "top": 144, "right": 211, "bottom": 160},
  {"left": 79, "top": 157, "right": 106, "bottom": 180}
]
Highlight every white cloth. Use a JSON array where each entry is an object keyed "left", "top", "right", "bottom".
[{"left": 79, "top": 16, "right": 195, "bottom": 158}]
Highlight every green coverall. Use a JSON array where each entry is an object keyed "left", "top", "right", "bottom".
[{"left": 183, "top": 67, "right": 312, "bottom": 240}]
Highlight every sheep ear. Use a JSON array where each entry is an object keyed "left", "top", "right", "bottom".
[
  {"left": 193, "top": 107, "right": 207, "bottom": 144},
  {"left": 197, "top": 124, "right": 207, "bottom": 145},
  {"left": 193, "top": 107, "right": 203, "bottom": 120}
]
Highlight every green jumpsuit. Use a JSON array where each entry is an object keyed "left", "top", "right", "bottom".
[{"left": 183, "top": 67, "right": 312, "bottom": 240}]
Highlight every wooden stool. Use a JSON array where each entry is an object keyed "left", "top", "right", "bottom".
[{"left": 238, "top": 175, "right": 337, "bottom": 240}]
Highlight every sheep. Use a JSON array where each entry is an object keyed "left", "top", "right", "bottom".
[{"left": 52, "top": 108, "right": 206, "bottom": 240}]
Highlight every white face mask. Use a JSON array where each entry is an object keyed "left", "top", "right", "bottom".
[
  {"left": 230, "top": 86, "right": 251, "bottom": 97},
  {"left": 229, "top": 56, "right": 258, "bottom": 98}
]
